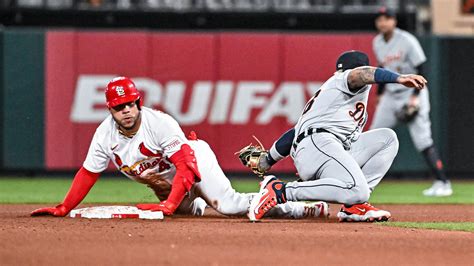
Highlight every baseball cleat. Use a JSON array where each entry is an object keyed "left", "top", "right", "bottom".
[
  {"left": 303, "top": 201, "right": 330, "bottom": 218},
  {"left": 248, "top": 175, "right": 286, "bottom": 222},
  {"left": 336, "top": 202, "right": 391, "bottom": 222},
  {"left": 423, "top": 180, "right": 453, "bottom": 197}
]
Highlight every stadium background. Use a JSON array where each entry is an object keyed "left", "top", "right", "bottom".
[
  {"left": 0, "top": 0, "right": 473, "bottom": 177},
  {"left": 1, "top": 1, "right": 473, "bottom": 265}
]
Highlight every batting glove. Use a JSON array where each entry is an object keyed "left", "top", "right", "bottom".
[
  {"left": 31, "top": 204, "right": 69, "bottom": 217},
  {"left": 136, "top": 200, "right": 177, "bottom": 216}
]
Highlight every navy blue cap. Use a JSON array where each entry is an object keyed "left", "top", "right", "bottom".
[
  {"left": 376, "top": 6, "right": 396, "bottom": 19},
  {"left": 336, "top": 50, "right": 370, "bottom": 71}
]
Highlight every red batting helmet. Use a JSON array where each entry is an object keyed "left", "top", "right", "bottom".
[{"left": 105, "top": 77, "right": 141, "bottom": 109}]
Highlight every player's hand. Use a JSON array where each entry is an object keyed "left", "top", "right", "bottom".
[
  {"left": 136, "top": 201, "right": 177, "bottom": 216},
  {"left": 31, "top": 204, "right": 69, "bottom": 217},
  {"left": 397, "top": 74, "right": 427, "bottom": 90}
]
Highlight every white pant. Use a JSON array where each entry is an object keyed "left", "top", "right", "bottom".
[
  {"left": 370, "top": 89, "right": 433, "bottom": 151},
  {"left": 178, "top": 140, "right": 307, "bottom": 218},
  {"left": 287, "top": 128, "right": 399, "bottom": 205}
]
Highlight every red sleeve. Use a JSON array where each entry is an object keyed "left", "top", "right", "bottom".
[
  {"left": 164, "top": 144, "right": 201, "bottom": 211},
  {"left": 61, "top": 167, "right": 100, "bottom": 211}
]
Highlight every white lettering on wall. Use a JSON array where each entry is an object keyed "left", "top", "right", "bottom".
[
  {"left": 230, "top": 82, "right": 273, "bottom": 124},
  {"left": 70, "top": 75, "right": 322, "bottom": 125}
]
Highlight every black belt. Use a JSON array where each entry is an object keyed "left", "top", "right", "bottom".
[{"left": 292, "top": 128, "right": 330, "bottom": 149}]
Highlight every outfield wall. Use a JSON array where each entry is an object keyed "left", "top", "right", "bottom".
[{"left": 0, "top": 29, "right": 471, "bottom": 175}]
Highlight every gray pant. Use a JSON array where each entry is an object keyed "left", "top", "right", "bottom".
[
  {"left": 370, "top": 89, "right": 433, "bottom": 151},
  {"left": 287, "top": 128, "right": 399, "bottom": 205}
]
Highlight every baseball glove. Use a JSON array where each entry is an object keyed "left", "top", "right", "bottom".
[
  {"left": 396, "top": 103, "right": 420, "bottom": 123},
  {"left": 235, "top": 136, "right": 270, "bottom": 177}
]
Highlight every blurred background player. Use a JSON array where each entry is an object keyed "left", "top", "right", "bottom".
[
  {"left": 370, "top": 7, "right": 452, "bottom": 197},
  {"left": 30, "top": 77, "right": 328, "bottom": 219}
]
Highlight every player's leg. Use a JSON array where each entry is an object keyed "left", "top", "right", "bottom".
[
  {"left": 407, "top": 89, "right": 452, "bottom": 196},
  {"left": 369, "top": 93, "right": 399, "bottom": 130},
  {"left": 286, "top": 133, "right": 371, "bottom": 205},
  {"left": 190, "top": 140, "right": 324, "bottom": 218},
  {"left": 338, "top": 129, "right": 397, "bottom": 222},
  {"left": 349, "top": 128, "right": 399, "bottom": 191},
  {"left": 190, "top": 140, "right": 252, "bottom": 215},
  {"left": 249, "top": 132, "right": 391, "bottom": 222}
]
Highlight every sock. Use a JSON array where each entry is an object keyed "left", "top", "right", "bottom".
[
  {"left": 421, "top": 146, "right": 448, "bottom": 182},
  {"left": 271, "top": 180, "right": 287, "bottom": 204}
]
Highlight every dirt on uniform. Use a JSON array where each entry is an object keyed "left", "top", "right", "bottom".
[{"left": 1, "top": 204, "right": 473, "bottom": 265}]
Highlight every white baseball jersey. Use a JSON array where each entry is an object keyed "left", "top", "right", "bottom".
[
  {"left": 83, "top": 107, "right": 187, "bottom": 183},
  {"left": 293, "top": 70, "right": 371, "bottom": 150},
  {"left": 373, "top": 27, "right": 426, "bottom": 92}
]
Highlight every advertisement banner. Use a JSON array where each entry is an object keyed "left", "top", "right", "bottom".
[{"left": 45, "top": 31, "right": 376, "bottom": 172}]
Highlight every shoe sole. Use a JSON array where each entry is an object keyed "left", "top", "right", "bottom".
[
  {"left": 337, "top": 211, "right": 391, "bottom": 223},
  {"left": 338, "top": 216, "right": 390, "bottom": 222}
]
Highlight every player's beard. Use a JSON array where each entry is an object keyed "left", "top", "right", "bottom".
[{"left": 116, "top": 112, "right": 141, "bottom": 132}]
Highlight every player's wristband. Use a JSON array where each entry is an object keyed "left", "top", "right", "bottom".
[
  {"left": 374, "top": 68, "right": 400, "bottom": 83},
  {"left": 265, "top": 153, "right": 277, "bottom": 166},
  {"left": 268, "top": 145, "right": 286, "bottom": 165}
]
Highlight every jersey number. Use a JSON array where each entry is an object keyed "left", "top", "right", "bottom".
[
  {"left": 302, "top": 90, "right": 321, "bottom": 115},
  {"left": 349, "top": 102, "right": 366, "bottom": 125}
]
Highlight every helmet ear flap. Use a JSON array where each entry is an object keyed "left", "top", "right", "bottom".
[{"left": 136, "top": 98, "right": 142, "bottom": 110}]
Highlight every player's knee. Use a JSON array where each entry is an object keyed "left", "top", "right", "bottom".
[
  {"left": 386, "top": 128, "right": 399, "bottom": 151},
  {"left": 378, "top": 128, "right": 399, "bottom": 152},
  {"left": 379, "top": 128, "right": 397, "bottom": 142}
]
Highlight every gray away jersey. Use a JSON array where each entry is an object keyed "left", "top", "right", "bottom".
[
  {"left": 293, "top": 70, "right": 371, "bottom": 151},
  {"left": 373, "top": 28, "right": 426, "bottom": 92}
]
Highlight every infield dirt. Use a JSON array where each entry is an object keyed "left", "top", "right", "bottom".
[{"left": 1, "top": 204, "right": 473, "bottom": 265}]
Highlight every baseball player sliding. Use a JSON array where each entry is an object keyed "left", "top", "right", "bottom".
[
  {"left": 240, "top": 51, "right": 427, "bottom": 222},
  {"left": 31, "top": 77, "right": 328, "bottom": 219},
  {"left": 370, "top": 8, "right": 452, "bottom": 197}
]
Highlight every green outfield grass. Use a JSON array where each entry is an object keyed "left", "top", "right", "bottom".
[
  {"left": 367, "top": 181, "right": 474, "bottom": 204},
  {"left": 382, "top": 222, "right": 474, "bottom": 232},
  {"left": 0, "top": 177, "right": 473, "bottom": 204}
]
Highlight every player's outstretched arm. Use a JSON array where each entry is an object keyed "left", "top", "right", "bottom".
[
  {"left": 31, "top": 167, "right": 100, "bottom": 217},
  {"left": 347, "top": 66, "right": 427, "bottom": 91}
]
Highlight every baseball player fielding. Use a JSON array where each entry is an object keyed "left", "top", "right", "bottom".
[{"left": 244, "top": 50, "right": 427, "bottom": 222}]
